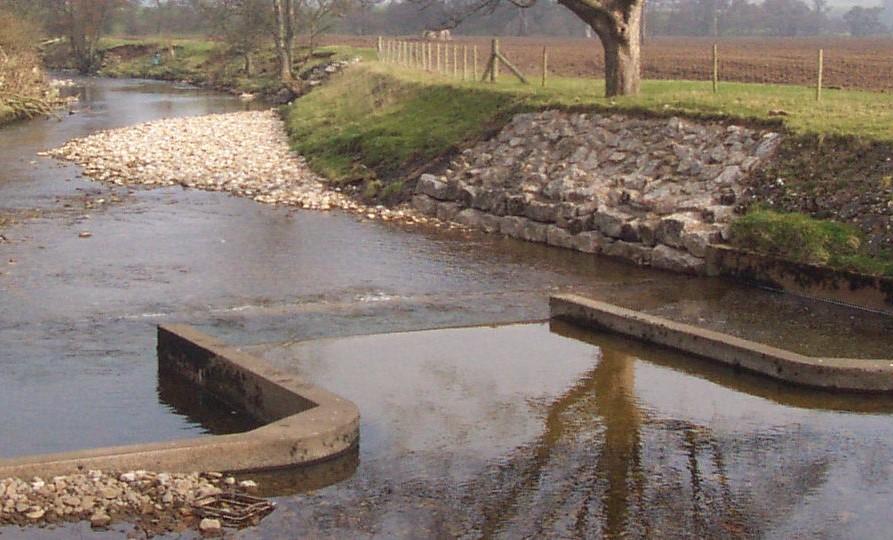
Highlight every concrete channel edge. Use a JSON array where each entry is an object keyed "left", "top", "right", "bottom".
[
  {"left": 0, "top": 324, "right": 360, "bottom": 479},
  {"left": 550, "top": 293, "right": 893, "bottom": 392}
]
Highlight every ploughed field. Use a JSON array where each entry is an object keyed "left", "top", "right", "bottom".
[{"left": 324, "top": 35, "right": 893, "bottom": 92}]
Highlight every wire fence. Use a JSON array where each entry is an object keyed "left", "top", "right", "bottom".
[{"left": 368, "top": 35, "right": 893, "bottom": 95}]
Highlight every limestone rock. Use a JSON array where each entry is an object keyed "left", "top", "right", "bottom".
[
  {"left": 546, "top": 226, "right": 576, "bottom": 249},
  {"left": 656, "top": 214, "right": 697, "bottom": 248},
  {"left": 604, "top": 241, "right": 653, "bottom": 265},
  {"left": 90, "top": 511, "right": 112, "bottom": 529},
  {"left": 500, "top": 216, "right": 526, "bottom": 238},
  {"left": 417, "top": 174, "right": 454, "bottom": 200},
  {"left": 435, "top": 202, "right": 461, "bottom": 221},
  {"left": 524, "top": 200, "right": 558, "bottom": 223},
  {"left": 521, "top": 220, "right": 549, "bottom": 243},
  {"left": 592, "top": 210, "right": 627, "bottom": 238},
  {"left": 651, "top": 245, "right": 707, "bottom": 275},
  {"left": 199, "top": 517, "right": 222, "bottom": 536},
  {"left": 411, "top": 195, "right": 438, "bottom": 216},
  {"left": 573, "top": 231, "right": 611, "bottom": 254}
]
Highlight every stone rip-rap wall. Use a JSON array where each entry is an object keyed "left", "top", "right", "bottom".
[{"left": 412, "top": 111, "right": 782, "bottom": 274}]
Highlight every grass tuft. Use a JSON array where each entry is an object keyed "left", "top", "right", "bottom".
[{"left": 730, "top": 210, "right": 893, "bottom": 276}]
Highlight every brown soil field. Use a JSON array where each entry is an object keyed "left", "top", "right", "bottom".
[{"left": 323, "top": 35, "right": 893, "bottom": 92}]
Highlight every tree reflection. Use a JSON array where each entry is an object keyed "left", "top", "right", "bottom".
[{"left": 469, "top": 337, "right": 830, "bottom": 538}]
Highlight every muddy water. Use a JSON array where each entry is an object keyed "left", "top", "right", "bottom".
[{"left": 1, "top": 77, "right": 893, "bottom": 538}]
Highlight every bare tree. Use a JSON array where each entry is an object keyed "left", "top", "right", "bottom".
[
  {"left": 197, "top": 0, "right": 271, "bottom": 75},
  {"left": 43, "top": 0, "right": 125, "bottom": 74},
  {"left": 294, "top": 0, "right": 352, "bottom": 58},
  {"left": 434, "top": 0, "right": 644, "bottom": 96},
  {"left": 273, "top": 0, "right": 295, "bottom": 82},
  {"left": 558, "top": 0, "right": 643, "bottom": 95}
]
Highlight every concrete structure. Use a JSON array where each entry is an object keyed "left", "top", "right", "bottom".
[
  {"left": 0, "top": 325, "right": 359, "bottom": 479},
  {"left": 551, "top": 294, "right": 893, "bottom": 392}
]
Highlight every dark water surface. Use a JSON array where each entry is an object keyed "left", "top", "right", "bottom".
[{"left": 2, "top": 77, "right": 893, "bottom": 538}]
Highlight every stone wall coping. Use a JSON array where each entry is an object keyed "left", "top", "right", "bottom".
[
  {"left": 550, "top": 293, "right": 893, "bottom": 392},
  {"left": 0, "top": 324, "right": 360, "bottom": 479}
]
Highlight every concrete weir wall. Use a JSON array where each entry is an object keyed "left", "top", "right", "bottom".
[
  {"left": 0, "top": 325, "right": 359, "bottom": 479},
  {"left": 551, "top": 294, "right": 893, "bottom": 392}
]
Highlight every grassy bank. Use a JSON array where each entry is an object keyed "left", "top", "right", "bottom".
[
  {"left": 43, "top": 37, "right": 375, "bottom": 97},
  {"left": 0, "top": 11, "right": 55, "bottom": 127},
  {"left": 285, "top": 62, "right": 893, "bottom": 181},
  {"left": 284, "top": 61, "right": 893, "bottom": 276},
  {"left": 730, "top": 210, "right": 893, "bottom": 276},
  {"left": 39, "top": 36, "right": 893, "bottom": 276}
]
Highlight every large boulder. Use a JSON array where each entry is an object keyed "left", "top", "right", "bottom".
[
  {"left": 651, "top": 245, "right": 706, "bottom": 275},
  {"left": 417, "top": 174, "right": 455, "bottom": 200}
]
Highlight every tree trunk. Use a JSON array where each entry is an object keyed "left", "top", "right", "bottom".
[
  {"left": 517, "top": 8, "right": 529, "bottom": 36},
  {"left": 273, "top": 0, "right": 293, "bottom": 82},
  {"left": 558, "top": 0, "right": 644, "bottom": 97},
  {"left": 602, "top": 34, "right": 640, "bottom": 97},
  {"left": 244, "top": 52, "right": 254, "bottom": 76}
]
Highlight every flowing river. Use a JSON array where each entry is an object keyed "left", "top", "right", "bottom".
[{"left": 2, "top": 77, "right": 893, "bottom": 538}]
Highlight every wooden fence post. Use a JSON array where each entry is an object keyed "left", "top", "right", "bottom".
[
  {"left": 491, "top": 39, "right": 499, "bottom": 82},
  {"left": 482, "top": 38, "right": 528, "bottom": 84},
  {"left": 377, "top": 36, "right": 383, "bottom": 60},
  {"left": 712, "top": 43, "right": 718, "bottom": 93},
  {"left": 453, "top": 45, "right": 458, "bottom": 78},
  {"left": 445, "top": 43, "right": 451, "bottom": 74},
  {"left": 463, "top": 46, "right": 468, "bottom": 81},
  {"left": 473, "top": 46, "right": 478, "bottom": 81},
  {"left": 541, "top": 47, "right": 548, "bottom": 87},
  {"left": 816, "top": 48, "right": 824, "bottom": 101}
]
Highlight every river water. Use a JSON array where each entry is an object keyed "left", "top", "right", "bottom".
[{"left": 2, "top": 77, "right": 893, "bottom": 538}]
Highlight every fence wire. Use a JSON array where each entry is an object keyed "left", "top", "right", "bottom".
[{"left": 368, "top": 35, "right": 893, "bottom": 93}]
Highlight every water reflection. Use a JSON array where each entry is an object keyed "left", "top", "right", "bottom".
[
  {"left": 251, "top": 323, "right": 893, "bottom": 538},
  {"left": 155, "top": 369, "right": 263, "bottom": 436}
]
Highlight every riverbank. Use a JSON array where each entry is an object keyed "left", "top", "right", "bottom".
[
  {"left": 6, "top": 74, "right": 893, "bottom": 539},
  {"left": 1, "top": 469, "right": 261, "bottom": 536},
  {"left": 44, "top": 110, "right": 436, "bottom": 226},
  {"left": 0, "top": 12, "right": 58, "bottom": 127},
  {"left": 283, "top": 61, "right": 893, "bottom": 277},
  {"left": 35, "top": 37, "right": 893, "bottom": 277},
  {"left": 41, "top": 37, "right": 374, "bottom": 101}
]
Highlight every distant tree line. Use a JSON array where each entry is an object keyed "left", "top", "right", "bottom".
[
  {"left": 340, "top": 0, "right": 890, "bottom": 38},
  {"left": 4, "top": 0, "right": 889, "bottom": 43},
  {"left": 647, "top": 0, "right": 889, "bottom": 37}
]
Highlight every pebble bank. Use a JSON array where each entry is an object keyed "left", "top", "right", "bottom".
[{"left": 1, "top": 470, "right": 260, "bottom": 536}]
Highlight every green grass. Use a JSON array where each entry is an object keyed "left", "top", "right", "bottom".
[
  {"left": 284, "top": 67, "right": 520, "bottom": 181},
  {"left": 357, "top": 62, "right": 893, "bottom": 140},
  {"left": 0, "top": 104, "right": 15, "bottom": 127},
  {"left": 43, "top": 40, "right": 893, "bottom": 276},
  {"left": 286, "top": 60, "right": 893, "bottom": 184},
  {"left": 284, "top": 60, "right": 893, "bottom": 275},
  {"left": 59, "top": 37, "right": 374, "bottom": 96},
  {"left": 730, "top": 210, "right": 893, "bottom": 276}
]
